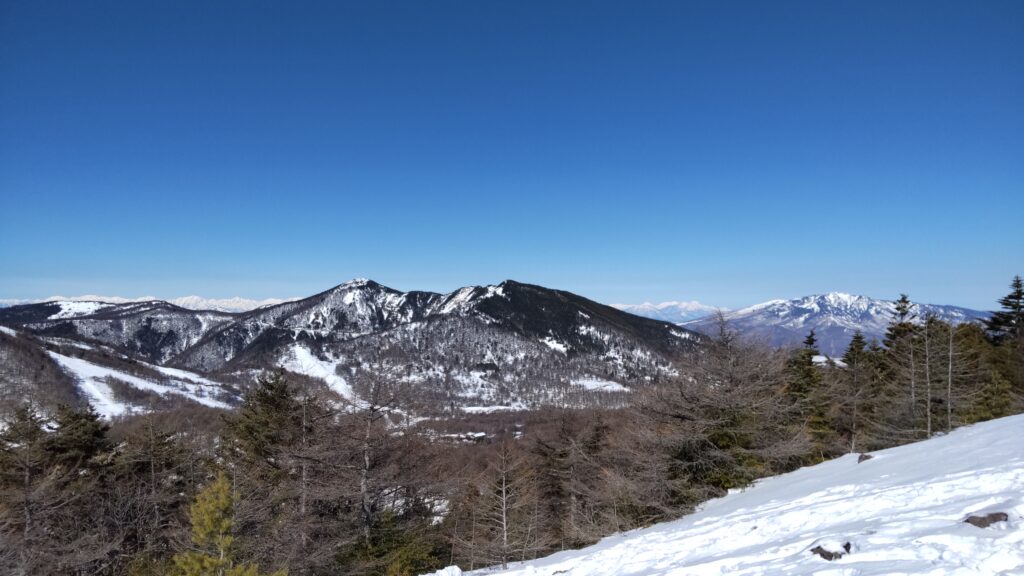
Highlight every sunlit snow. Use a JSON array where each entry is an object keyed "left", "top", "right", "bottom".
[
  {"left": 48, "top": 301, "right": 111, "bottom": 319},
  {"left": 281, "top": 344, "right": 356, "bottom": 402},
  {"left": 48, "top": 351, "right": 232, "bottom": 418}
]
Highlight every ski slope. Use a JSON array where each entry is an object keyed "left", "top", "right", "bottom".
[
  {"left": 48, "top": 351, "right": 232, "bottom": 418},
  {"left": 429, "top": 414, "right": 1024, "bottom": 575}
]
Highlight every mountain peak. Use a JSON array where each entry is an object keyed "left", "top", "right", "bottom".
[{"left": 336, "top": 278, "right": 378, "bottom": 289}]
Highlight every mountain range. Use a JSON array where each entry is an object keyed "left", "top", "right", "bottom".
[
  {"left": 679, "top": 292, "right": 988, "bottom": 356},
  {"left": 610, "top": 300, "right": 722, "bottom": 324},
  {"left": 0, "top": 295, "right": 296, "bottom": 313},
  {"left": 0, "top": 280, "right": 699, "bottom": 419}
]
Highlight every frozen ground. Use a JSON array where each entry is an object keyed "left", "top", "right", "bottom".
[{"left": 427, "top": 414, "right": 1024, "bottom": 575}]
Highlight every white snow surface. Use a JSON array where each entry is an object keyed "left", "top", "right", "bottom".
[
  {"left": 427, "top": 414, "right": 1024, "bottom": 576},
  {"left": 48, "top": 301, "right": 113, "bottom": 319},
  {"left": 281, "top": 344, "right": 355, "bottom": 402},
  {"left": 539, "top": 337, "right": 569, "bottom": 354},
  {"left": 47, "top": 351, "right": 232, "bottom": 418},
  {"left": 0, "top": 326, "right": 17, "bottom": 336},
  {"left": 812, "top": 355, "right": 848, "bottom": 368},
  {"left": 572, "top": 377, "right": 629, "bottom": 393}
]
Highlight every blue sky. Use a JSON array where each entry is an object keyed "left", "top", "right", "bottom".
[{"left": 1, "top": 1, "right": 1021, "bottom": 310}]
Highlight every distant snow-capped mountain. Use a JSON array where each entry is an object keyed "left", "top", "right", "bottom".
[
  {"left": 682, "top": 292, "right": 988, "bottom": 356},
  {"left": 0, "top": 295, "right": 296, "bottom": 313},
  {"left": 611, "top": 301, "right": 722, "bottom": 323}
]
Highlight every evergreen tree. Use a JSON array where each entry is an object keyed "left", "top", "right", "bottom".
[
  {"left": 986, "top": 275, "right": 1024, "bottom": 343},
  {"left": 222, "top": 372, "right": 301, "bottom": 467},
  {"left": 884, "top": 294, "right": 917, "bottom": 347},
  {"left": 784, "top": 332, "right": 834, "bottom": 462},
  {"left": 803, "top": 330, "right": 818, "bottom": 352},
  {"left": 172, "top": 472, "right": 285, "bottom": 576},
  {"left": 43, "top": 404, "right": 109, "bottom": 468}
]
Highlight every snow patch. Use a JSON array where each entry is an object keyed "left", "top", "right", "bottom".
[
  {"left": 539, "top": 337, "right": 568, "bottom": 354},
  {"left": 461, "top": 405, "right": 526, "bottom": 414},
  {"left": 281, "top": 344, "right": 356, "bottom": 402},
  {"left": 48, "top": 351, "right": 231, "bottom": 418},
  {"left": 572, "top": 377, "right": 629, "bottom": 393},
  {"left": 813, "top": 355, "right": 848, "bottom": 368},
  {"left": 48, "top": 301, "right": 111, "bottom": 319}
]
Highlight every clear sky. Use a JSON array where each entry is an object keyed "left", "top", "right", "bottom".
[{"left": 1, "top": 1, "right": 1021, "bottom": 310}]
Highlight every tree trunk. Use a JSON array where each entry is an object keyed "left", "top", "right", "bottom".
[{"left": 924, "top": 323, "right": 932, "bottom": 437}]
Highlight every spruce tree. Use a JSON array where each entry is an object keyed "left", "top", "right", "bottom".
[
  {"left": 43, "top": 404, "right": 109, "bottom": 468},
  {"left": 884, "top": 294, "right": 917, "bottom": 347},
  {"left": 986, "top": 275, "right": 1024, "bottom": 342},
  {"left": 784, "top": 331, "right": 834, "bottom": 462}
]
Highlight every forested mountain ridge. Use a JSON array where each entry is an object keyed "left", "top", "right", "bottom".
[{"left": 0, "top": 279, "right": 700, "bottom": 417}]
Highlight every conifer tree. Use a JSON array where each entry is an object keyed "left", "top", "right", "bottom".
[
  {"left": 985, "top": 275, "right": 1024, "bottom": 342},
  {"left": 784, "top": 331, "right": 834, "bottom": 462},
  {"left": 836, "top": 331, "right": 871, "bottom": 452},
  {"left": 172, "top": 472, "right": 285, "bottom": 576},
  {"left": 885, "top": 294, "right": 917, "bottom": 347},
  {"left": 43, "top": 404, "right": 109, "bottom": 468}
]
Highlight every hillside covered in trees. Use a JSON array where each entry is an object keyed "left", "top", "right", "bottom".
[{"left": 1, "top": 276, "right": 1021, "bottom": 576}]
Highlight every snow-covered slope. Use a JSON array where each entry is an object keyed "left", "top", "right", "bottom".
[
  {"left": 47, "top": 351, "right": 234, "bottom": 418},
  {"left": 611, "top": 301, "right": 722, "bottom": 324},
  {"left": 683, "top": 292, "right": 988, "bottom": 356},
  {"left": 0, "top": 295, "right": 295, "bottom": 312},
  {"left": 432, "top": 414, "right": 1024, "bottom": 576}
]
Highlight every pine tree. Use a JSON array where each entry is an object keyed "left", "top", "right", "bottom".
[
  {"left": 884, "top": 294, "right": 917, "bottom": 347},
  {"left": 784, "top": 331, "right": 834, "bottom": 462},
  {"left": 986, "top": 275, "right": 1024, "bottom": 343},
  {"left": 837, "top": 331, "right": 871, "bottom": 452},
  {"left": 43, "top": 404, "right": 109, "bottom": 468},
  {"left": 171, "top": 472, "right": 284, "bottom": 576},
  {"left": 882, "top": 294, "right": 923, "bottom": 438}
]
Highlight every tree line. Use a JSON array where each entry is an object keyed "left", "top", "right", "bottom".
[{"left": 1, "top": 276, "right": 1021, "bottom": 575}]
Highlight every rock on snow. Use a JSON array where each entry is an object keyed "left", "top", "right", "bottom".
[{"left": 427, "top": 414, "right": 1024, "bottom": 575}]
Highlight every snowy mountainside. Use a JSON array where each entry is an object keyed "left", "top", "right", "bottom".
[
  {"left": 176, "top": 280, "right": 698, "bottom": 413},
  {"left": 0, "top": 327, "right": 242, "bottom": 419},
  {"left": 0, "top": 295, "right": 296, "bottom": 312},
  {"left": 683, "top": 292, "right": 988, "bottom": 356},
  {"left": 431, "top": 414, "right": 1024, "bottom": 576},
  {"left": 1, "top": 280, "right": 700, "bottom": 415},
  {"left": 611, "top": 300, "right": 722, "bottom": 324},
  {"left": 0, "top": 300, "right": 236, "bottom": 364}
]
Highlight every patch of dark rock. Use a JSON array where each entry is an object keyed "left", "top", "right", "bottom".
[
  {"left": 857, "top": 453, "right": 873, "bottom": 463},
  {"left": 810, "top": 542, "right": 851, "bottom": 561},
  {"left": 965, "top": 512, "right": 1008, "bottom": 528}
]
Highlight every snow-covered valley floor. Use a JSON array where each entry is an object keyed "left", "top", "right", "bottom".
[{"left": 432, "top": 414, "right": 1024, "bottom": 575}]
